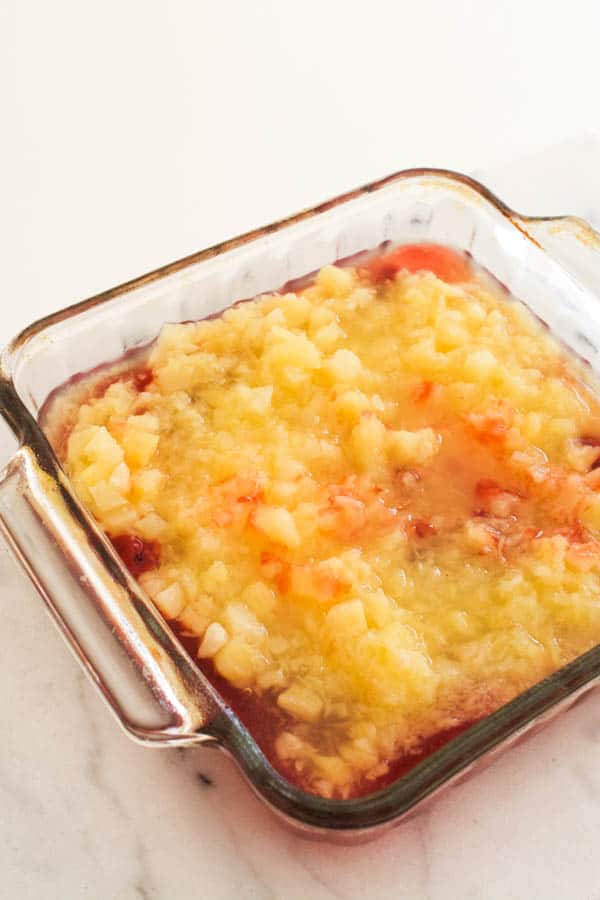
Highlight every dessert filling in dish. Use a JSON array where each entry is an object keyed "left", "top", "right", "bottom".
[{"left": 50, "top": 243, "right": 600, "bottom": 799}]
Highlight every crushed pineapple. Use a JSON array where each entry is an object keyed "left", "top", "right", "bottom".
[{"left": 58, "top": 244, "right": 600, "bottom": 800}]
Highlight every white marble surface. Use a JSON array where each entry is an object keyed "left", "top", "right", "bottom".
[{"left": 3, "top": 9, "right": 600, "bottom": 887}]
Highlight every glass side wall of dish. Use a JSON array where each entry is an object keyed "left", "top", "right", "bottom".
[{"left": 42, "top": 242, "right": 600, "bottom": 800}]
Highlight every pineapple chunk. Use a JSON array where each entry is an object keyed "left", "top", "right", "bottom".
[
  {"left": 234, "top": 384, "right": 273, "bottom": 416},
  {"left": 288, "top": 562, "right": 345, "bottom": 603},
  {"left": 108, "top": 461, "right": 131, "bottom": 494},
  {"left": 314, "top": 754, "right": 353, "bottom": 787},
  {"left": 316, "top": 264, "right": 354, "bottom": 298},
  {"left": 580, "top": 495, "right": 600, "bottom": 535},
  {"left": 154, "top": 322, "right": 199, "bottom": 354},
  {"left": 241, "top": 581, "right": 277, "bottom": 616},
  {"left": 510, "top": 448, "right": 549, "bottom": 483},
  {"left": 264, "top": 329, "right": 321, "bottom": 372},
  {"left": 387, "top": 427, "right": 441, "bottom": 467},
  {"left": 88, "top": 481, "right": 128, "bottom": 513},
  {"left": 313, "top": 321, "right": 344, "bottom": 351},
  {"left": 154, "top": 582, "right": 185, "bottom": 618},
  {"left": 251, "top": 505, "right": 300, "bottom": 548},
  {"left": 464, "top": 349, "right": 498, "bottom": 380},
  {"left": 277, "top": 684, "right": 323, "bottom": 723},
  {"left": 132, "top": 468, "right": 164, "bottom": 498},
  {"left": 275, "top": 731, "right": 307, "bottom": 760},
  {"left": 335, "top": 390, "right": 372, "bottom": 424},
  {"left": 178, "top": 605, "right": 210, "bottom": 636},
  {"left": 309, "top": 305, "right": 336, "bottom": 330},
  {"left": 282, "top": 294, "right": 311, "bottom": 328},
  {"left": 122, "top": 426, "right": 159, "bottom": 467},
  {"left": 464, "top": 519, "right": 498, "bottom": 554},
  {"left": 138, "top": 572, "right": 167, "bottom": 599},
  {"left": 214, "top": 638, "right": 265, "bottom": 688},
  {"left": 273, "top": 457, "right": 305, "bottom": 480},
  {"left": 83, "top": 426, "right": 124, "bottom": 468},
  {"left": 222, "top": 602, "right": 266, "bottom": 643},
  {"left": 201, "top": 560, "right": 229, "bottom": 592},
  {"left": 350, "top": 415, "right": 387, "bottom": 468},
  {"left": 197, "top": 622, "right": 228, "bottom": 658},
  {"left": 136, "top": 512, "right": 168, "bottom": 540},
  {"left": 324, "top": 348, "right": 362, "bottom": 383},
  {"left": 101, "top": 506, "right": 138, "bottom": 532},
  {"left": 566, "top": 441, "right": 598, "bottom": 474},
  {"left": 256, "top": 668, "right": 286, "bottom": 690},
  {"left": 127, "top": 413, "right": 159, "bottom": 432},
  {"left": 66, "top": 426, "right": 96, "bottom": 460},
  {"left": 326, "top": 599, "right": 368, "bottom": 639}
]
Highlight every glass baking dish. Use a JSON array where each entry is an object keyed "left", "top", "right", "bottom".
[{"left": 1, "top": 168, "right": 600, "bottom": 842}]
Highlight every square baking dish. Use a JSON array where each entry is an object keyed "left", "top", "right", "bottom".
[{"left": 1, "top": 169, "right": 600, "bottom": 841}]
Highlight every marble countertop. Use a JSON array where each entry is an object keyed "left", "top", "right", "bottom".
[{"left": 3, "top": 138, "right": 600, "bottom": 900}]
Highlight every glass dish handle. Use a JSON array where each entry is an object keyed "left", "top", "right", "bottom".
[
  {"left": 0, "top": 440, "right": 219, "bottom": 746},
  {"left": 515, "top": 213, "right": 600, "bottom": 295}
]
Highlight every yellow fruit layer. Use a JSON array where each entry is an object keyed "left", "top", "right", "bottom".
[{"left": 61, "top": 253, "right": 600, "bottom": 799}]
